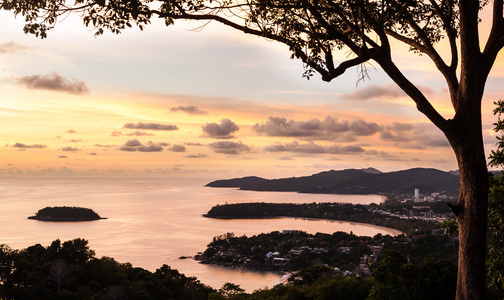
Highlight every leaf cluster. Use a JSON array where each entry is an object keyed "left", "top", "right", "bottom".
[
  {"left": 486, "top": 100, "right": 504, "bottom": 295},
  {"left": 489, "top": 100, "right": 504, "bottom": 168}
]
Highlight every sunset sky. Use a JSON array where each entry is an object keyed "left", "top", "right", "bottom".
[{"left": 1, "top": 8, "right": 504, "bottom": 179}]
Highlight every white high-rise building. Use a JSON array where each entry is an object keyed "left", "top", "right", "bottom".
[{"left": 414, "top": 188, "right": 420, "bottom": 202}]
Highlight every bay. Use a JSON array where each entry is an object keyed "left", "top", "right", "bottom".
[{"left": 0, "top": 177, "right": 397, "bottom": 292}]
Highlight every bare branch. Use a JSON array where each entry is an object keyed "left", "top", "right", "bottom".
[
  {"left": 483, "top": 0, "right": 504, "bottom": 67},
  {"left": 371, "top": 48, "right": 449, "bottom": 131}
]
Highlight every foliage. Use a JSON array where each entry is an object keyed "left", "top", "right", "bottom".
[
  {"left": 218, "top": 282, "right": 246, "bottom": 298},
  {"left": 0, "top": 239, "right": 215, "bottom": 299},
  {"left": 487, "top": 100, "right": 504, "bottom": 296},
  {"left": 369, "top": 250, "right": 457, "bottom": 300},
  {"left": 440, "top": 219, "right": 458, "bottom": 237},
  {"left": 487, "top": 174, "right": 504, "bottom": 296},
  {"left": 249, "top": 267, "right": 373, "bottom": 300},
  {"left": 488, "top": 100, "right": 504, "bottom": 169}
]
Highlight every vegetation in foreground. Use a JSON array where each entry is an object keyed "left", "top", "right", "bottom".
[
  {"left": 0, "top": 239, "right": 214, "bottom": 300},
  {"left": 0, "top": 233, "right": 502, "bottom": 299}
]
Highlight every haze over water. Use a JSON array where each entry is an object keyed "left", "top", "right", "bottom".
[{"left": 0, "top": 177, "right": 396, "bottom": 291}]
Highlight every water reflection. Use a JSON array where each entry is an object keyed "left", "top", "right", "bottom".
[{"left": 0, "top": 177, "right": 392, "bottom": 291}]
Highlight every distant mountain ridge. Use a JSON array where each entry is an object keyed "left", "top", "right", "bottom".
[
  {"left": 206, "top": 168, "right": 460, "bottom": 195},
  {"left": 205, "top": 176, "right": 268, "bottom": 188}
]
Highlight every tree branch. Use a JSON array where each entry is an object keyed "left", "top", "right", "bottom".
[
  {"left": 371, "top": 48, "right": 449, "bottom": 131},
  {"left": 482, "top": 0, "right": 504, "bottom": 73},
  {"left": 384, "top": 28, "right": 459, "bottom": 100}
]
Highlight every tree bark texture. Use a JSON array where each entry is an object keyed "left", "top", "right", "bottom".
[{"left": 446, "top": 110, "right": 489, "bottom": 300}]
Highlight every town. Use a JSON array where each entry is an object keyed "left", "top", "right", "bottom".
[
  {"left": 197, "top": 188, "right": 459, "bottom": 277},
  {"left": 369, "top": 188, "right": 458, "bottom": 224}
]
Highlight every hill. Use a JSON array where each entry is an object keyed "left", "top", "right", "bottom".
[
  {"left": 205, "top": 176, "right": 267, "bottom": 188},
  {"left": 206, "top": 168, "right": 460, "bottom": 195}
]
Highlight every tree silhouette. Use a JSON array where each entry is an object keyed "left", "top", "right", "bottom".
[
  {"left": 487, "top": 100, "right": 504, "bottom": 295},
  {"left": 2, "top": 0, "right": 504, "bottom": 298},
  {"left": 48, "top": 259, "right": 70, "bottom": 292}
]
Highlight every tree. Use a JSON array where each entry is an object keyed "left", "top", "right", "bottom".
[
  {"left": 487, "top": 100, "right": 504, "bottom": 296},
  {"left": 369, "top": 250, "right": 457, "bottom": 300},
  {"left": 0, "top": 244, "right": 15, "bottom": 290},
  {"left": 218, "top": 282, "right": 245, "bottom": 298},
  {"left": 1, "top": 0, "right": 503, "bottom": 298},
  {"left": 48, "top": 259, "right": 70, "bottom": 292}
]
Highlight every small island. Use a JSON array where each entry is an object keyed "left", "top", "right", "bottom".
[{"left": 28, "top": 206, "right": 106, "bottom": 222}]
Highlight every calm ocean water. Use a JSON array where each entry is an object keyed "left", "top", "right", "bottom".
[{"left": 0, "top": 177, "right": 395, "bottom": 292}]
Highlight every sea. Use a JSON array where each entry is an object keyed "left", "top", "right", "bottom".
[{"left": 0, "top": 177, "right": 398, "bottom": 292}]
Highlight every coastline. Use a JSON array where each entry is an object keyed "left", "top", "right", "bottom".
[
  {"left": 288, "top": 216, "right": 403, "bottom": 236},
  {"left": 28, "top": 216, "right": 107, "bottom": 222},
  {"left": 204, "top": 215, "right": 403, "bottom": 236}
]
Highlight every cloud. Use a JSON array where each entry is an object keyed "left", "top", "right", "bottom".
[
  {"left": 264, "top": 141, "right": 366, "bottom": 154},
  {"left": 11, "top": 143, "right": 47, "bottom": 149},
  {"left": 69, "top": 139, "right": 83, "bottom": 143},
  {"left": 14, "top": 72, "right": 89, "bottom": 95},
  {"left": 0, "top": 42, "right": 29, "bottom": 54},
  {"left": 349, "top": 119, "right": 380, "bottom": 136},
  {"left": 184, "top": 142, "right": 203, "bottom": 146},
  {"left": 94, "top": 144, "right": 116, "bottom": 147},
  {"left": 202, "top": 119, "right": 239, "bottom": 139},
  {"left": 186, "top": 153, "right": 208, "bottom": 158},
  {"left": 126, "top": 131, "right": 155, "bottom": 136},
  {"left": 88, "top": 152, "right": 98, "bottom": 156},
  {"left": 61, "top": 147, "right": 80, "bottom": 152},
  {"left": 253, "top": 116, "right": 378, "bottom": 142},
  {"left": 66, "top": 129, "right": 77, "bottom": 133},
  {"left": 277, "top": 156, "right": 294, "bottom": 160},
  {"left": 119, "top": 139, "right": 166, "bottom": 152},
  {"left": 58, "top": 156, "right": 68, "bottom": 159},
  {"left": 111, "top": 131, "right": 156, "bottom": 137},
  {"left": 170, "top": 105, "right": 208, "bottom": 115},
  {"left": 209, "top": 141, "right": 250, "bottom": 155},
  {"left": 123, "top": 122, "right": 178, "bottom": 131},
  {"left": 379, "top": 122, "right": 449, "bottom": 148},
  {"left": 168, "top": 144, "right": 186, "bottom": 152},
  {"left": 340, "top": 84, "right": 405, "bottom": 100},
  {"left": 340, "top": 83, "right": 435, "bottom": 100}
]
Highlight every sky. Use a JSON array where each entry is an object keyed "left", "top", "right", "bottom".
[{"left": 1, "top": 8, "right": 504, "bottom": 179}]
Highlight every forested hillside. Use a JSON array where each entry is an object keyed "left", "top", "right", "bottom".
[{"left": 206, "top": 168, "right": 460, "bottom": 195}]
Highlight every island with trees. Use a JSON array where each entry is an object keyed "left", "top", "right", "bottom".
[{"left": 28, "top": 206, "right": 106, "bottom": 222}]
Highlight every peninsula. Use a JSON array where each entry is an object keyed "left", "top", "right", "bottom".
[
  {"left": 28, "top": 206, "right": 106, "bottom": 222},
  {"left": 205, "top": 167, "right": 460, "bottom": 195}
]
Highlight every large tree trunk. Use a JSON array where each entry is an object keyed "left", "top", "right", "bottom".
[{"left": 446, "top": 114, "right": 489, "bottom": 299}]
